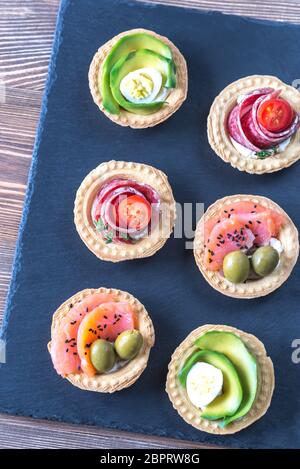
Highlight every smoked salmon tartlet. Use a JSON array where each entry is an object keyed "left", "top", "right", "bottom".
[
  {"left": 208, "top": 75, "right": 300, "bottom": 174},
  {"left": 194, "top": 195, "right": 299, "bottom": 298},
  {"left": 48, "top": 288, "right": 155, "bottom": 392},
  {"left": 74, "top": 160, "right": 176, "bottom": 262}
]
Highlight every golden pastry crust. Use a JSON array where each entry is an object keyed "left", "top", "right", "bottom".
[
  {"left": 166, "top": 324, "right": 275, "bottom": 435},
  {"left": 74, "top": 160, "right": 176, "bottom": 262},
  {"left": 48, "top": 287, "right": 155, "bottom": 393},
  {"left": 194, "top": 194, "right": 299, "bottom": 299},
  {"left": 207, "top": 75, "right": 300, "bottom": 174},
  {"left": 88, "top": 28, "right": 188, "bottom": 128}
]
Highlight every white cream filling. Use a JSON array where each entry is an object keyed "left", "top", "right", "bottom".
[{"left": 230, "top": 136, "right": 291, "bottom": 159}]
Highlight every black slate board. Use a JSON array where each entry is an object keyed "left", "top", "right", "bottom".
[{"left": 1, "top": 0, "right": 300, "bottom": 449}]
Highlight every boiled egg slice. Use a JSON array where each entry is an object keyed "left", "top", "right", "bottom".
[
  {"left": 186, "top": 362, "right": 223, "bottom": 409},
  {"left": 120, "top": 67, "right": 164, "bottom": 104}
]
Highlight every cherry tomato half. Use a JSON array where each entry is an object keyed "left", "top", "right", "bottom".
[
  {"left": 118, "top": 195, "right": 151, "bottom": 231},
  {"left": 257, "top": 98, "right": 293, "bottom": 133}
]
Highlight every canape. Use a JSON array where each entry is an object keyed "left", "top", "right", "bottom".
[
  {"left": 89, "top": 28, "right": 188, "bottom": 128},
  {"left": 74, "top": 160, "right": 176, "bottom": 262},
  {"left": 207, "top": 75, "right": 300, "bottom": 174},
  {"left": 166, "top": 325, "right": 274, "bottom": 434},
  {"left": 194, "top": 194, "right": 299, "bottom": 298},
  {"left": 48, "top": 287, "right": 155, "bottom": 392}
]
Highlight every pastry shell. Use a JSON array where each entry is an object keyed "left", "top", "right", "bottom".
[
  {"left": 166, "top": 324, "right": 275, "bottom": 435},
  {"left": 74, "top": 160, "right": 176, "bottom": 262},
  {"left": 88, "top": 28, "right": 188, "bottom": 128},
  {"left": 194, "top": 194, "right": 299, "bottom": 299},
  {"left": 207, "top": 75, "right": 300, "bottom": 174},
  {"left": 48, "top": 287, "right": 155, "bottom": 393}
]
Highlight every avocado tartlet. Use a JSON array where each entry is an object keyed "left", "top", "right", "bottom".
[
  {"left": 89, "top": 28, "right": 188, "bottom": 128},
  {"left": 166, "top": 325, "right": 274, "bottom": 434}
]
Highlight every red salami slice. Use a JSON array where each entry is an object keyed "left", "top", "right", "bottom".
[
  {"left": 92, "top": 178, "right": 160, "bottom": 243},
  {"left": 227, "top": 87, "right": 299, "bottom": 152},
  {"left": 241, "top": 110, "right": 272, "bottom": 149},
  {"left": 228, "top": 89, "right": 273, "bottom": 151},
  {"left": 101, "top": 186, "right": 148, "bottom": 234},
  {"left": 227, "top": 104, "right": 259, "bottom": 150}
]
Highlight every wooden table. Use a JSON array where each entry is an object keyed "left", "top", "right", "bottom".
[{"left": 0, "top": 0, "right": 299, "bottom": 449}]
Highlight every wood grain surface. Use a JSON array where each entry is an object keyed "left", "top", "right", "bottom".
[{"left": 0, "top": 0, "right": 299, "bottom": 450}]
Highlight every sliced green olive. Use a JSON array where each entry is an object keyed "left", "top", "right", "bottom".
[
  {"left": 90, "top": 339, "right": 116, "bottom": 373},
  {"left": 251, "top": 246, "right": 279, "bottom": 277},
  {"left": 114, "top": 329, "right": 143, "bottom": 360},
  {"left": 223, "top": 250, "right": 250, "bottom": 284}
]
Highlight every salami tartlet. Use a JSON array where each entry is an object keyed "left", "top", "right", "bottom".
[
  {"left": 74, "top": 160, "right": 176, "bottom": 262},
  {"left": 89, "top": 28, "right": 188, "bottom": 128},
  {"left": 166, "top": 325, "right": 274, "bottom": 435},
  {"left": 208, "top": 75, "right": 300, "bottom": 174},
  {"left": 194, "top": 195, "right": 299, "bottom": 299},
  {"left": 48, "top": 287, "right": 155, "bottom": 393}
]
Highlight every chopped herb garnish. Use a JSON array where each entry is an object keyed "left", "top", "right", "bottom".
[
  {"left": 93, "top": 218, "right": 107, "bottom": 232},
  {"left": 120, "top": 232, "right": 129, "bottom": 240},
  {"left": 255, "top": 146, "right": 279, "bottom": 159}
]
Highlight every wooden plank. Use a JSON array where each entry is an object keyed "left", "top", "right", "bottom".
[
  {"left": 0, "top": 414, "right": 220, "bottom": 449},
  {"left": 0, "top": 0, "right": 299, "bottom": 450}
]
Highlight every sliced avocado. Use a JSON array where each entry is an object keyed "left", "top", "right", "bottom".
[
  {"left": 101, "top": 32, "right": 176, "bottom": 115},
  {"left": 195, "top": 331, "right": 258, "bottom": 427},
  {"left": 109, "top": 49, "right": 174, "bottom": 115},
  {"left": 178, "top": 350, "right": 243, "bottom": 420}
]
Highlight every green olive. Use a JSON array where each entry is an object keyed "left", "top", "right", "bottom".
[
  {"left": 251, "top": 246, "right": 279, "bottom": 277},
  {"left": 90, "top": 339, "right": 116, "bottom": 373},
  {"left": 223, "top": 250, "right": 250, "bottom": 283},
  {"left": 114, "top": 329, "right": 143, "bottom": 360}
]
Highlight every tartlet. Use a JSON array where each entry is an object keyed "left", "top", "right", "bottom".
[
  {"left": 74, "top": 160, "right": 176, "bottom": 262},
  {"left": 89, "top": 28, "right": 188, "bottom": 128},
  {"left": 48, "top": 287, "right": 155, "bottom": 393},
  {"left": 166, "top": 324, "right": 275, "bottom": 435},
  {"left": 207, "top": 75, "right": 300, "bottom": 174},
  {"left": 194, "top": 194, "right": 299, "bottom": 299}
]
